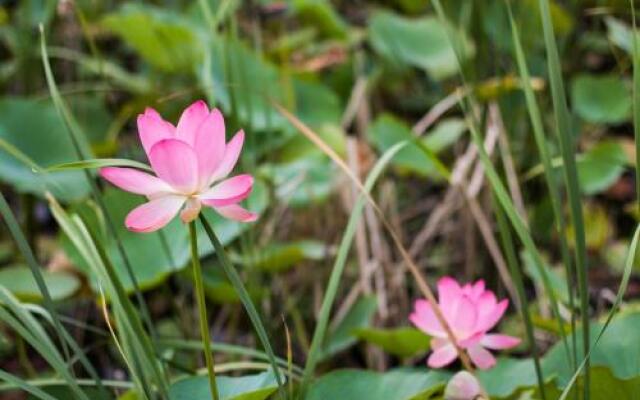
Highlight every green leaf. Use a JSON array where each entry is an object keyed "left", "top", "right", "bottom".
[
  {"left": 577, "top": 140, "right": 628, "bottom": 195},
  {"left": 267, "top": 157, "right": 337, "bottom": 207},
  {"left": 368, "top": 11, "right": 475, "bottom": 80},
  {"left": 571, "top": 74, "right": 631, "bottom": 124},
  {"left": 306, "top": 369, "right": 449, "bottom": 400},
  {"left": 238, "top": 240, "right": 328, "bottom": 273},
  {"left": 291, "top": 0, "right": 348, "bottom": 39},
  {"left": 101, "top": 4, "right": 202, "bottom": 72},
  {"left": 169, "top": 371, "right": 279, "bottom": 400},
  {"left": 367, "top": 114, "right": 462, "bottom": 177},
  {"left": 352, "top": 327, "right": 430, "bottom": 358},
  {"left": 0, "top": 265, "right": 79, "bottom": 302},
  {"left": 0, "top": 98, "right": 91, "bottom": 201},
  {"left": 476, "top": 358, "right": 544, "bottom": 399},
  {"left": 320, "top": 296, "right": 377, "bottom": 360},
  {"left": 542, "top": 311, "right": 640, "bottom": 387},
  {"left": 62, "top": 181, "right": 268, "bottom": 293},
  {"left": 605, "top": 17, "right": 640, "bottom": 55}
]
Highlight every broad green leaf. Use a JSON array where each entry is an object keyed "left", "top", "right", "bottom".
[
  {"left": 476, "top": 358, "right": 543, "bottom": 399},
  {"left": 352, "top": 327, "right": 430, "bottom": 358},
  {"left": 0, "top": 98, "right": 91, "bottom": 201},
  {"left": 237, "top": 240, "right": 327, "bottom": 273},
  {"left": 101, "top": 4, "right": 202, "bottom": 72},
  {"left": 367, "top": 114, "right": 463, "bottom": 177},
  {"left": 266, "top": 157, "right": 337, "bottom": 207},
  {"left": 168, "top": 371, "right": 279, "bottom": 400},
  {"left": 605, "top": 17, "right": 640, "bottom": 55},
  {"left": 368, "top": 11, "right": 475, "bottom": 80},
  {"left": 291, "top": 0, "right": 348, "bottom": 39},
  {"left": 571, "top": 74, "right": 631, "bottom": 124},
  {"left": 320, "top": 296, "right": 377, "bottom": 360},
  {"left": 577, "top": 140, "right": 628, "bottom": 195},
  {"left": 201, "top": 264, "right": 240, "bottom": 304},
  {"left": 0, "top": 265, "right": 79, "bottom": 302},
  {"left": 62, "top": 181, "right": 268, "bottom": 293},
  {"left": 306, "top": 369, "right": 449, "bottom": 400},
  {"left": 567, "top": 203, "right": 613, "bottom": 251},
  {"left": 542, "top": 311, "right": 640, "bottom": 387},
  {"left": 521, "top": 250, "right": 570, "bottom": 304}
]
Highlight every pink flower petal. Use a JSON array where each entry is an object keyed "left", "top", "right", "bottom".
[
  {"left": 125, "top": 195, "right": 185, "bottom": 233},
  {"left": 467, "top": 344, "right": 496, "bottom": 370},
  {"left": 137, "top": 108, "right": 175, "bottom": 155},
  {"left": 476, "top": 298, "right": 509, "bottom": 333},
  {"left": 471, "top": 280, "right": 486, "bottom": 300},
  {"left": 451, "top": 295, "right": 477, "bottom": 338},
  {"left": 194, "top": 108, "right": 226, "bottom": 186},
  {"left": 213, "top": 204, "right": 258, "bottom": 222},
  {"left": 100, "top": 167, "right": 172, "bottom": 196},
  {"left": 176, "top": 100, "right": 209, "bottom": 145},
  {"left": 148, "top": 139, "right": 199, "bottom": 193},
  {"left": 481, "top": 334, "right": 521, "bottom": 350},
  {"left": 199, "top": 174, "right": 253, "bottom": 207},
  {"left": 209, "top": 130, "right": 244, "bottom": 183},
  {"left": 438, "top": 276, "right": 463, "bottom": 315},
  {"left": 410, "top": 299, "right": 446, "bottom": 338},
  {"left": 427, "top": 343, "right": 458, "bottom": 368}
]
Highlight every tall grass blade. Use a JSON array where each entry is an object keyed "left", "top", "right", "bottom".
[
  {"left": 493, "top": 192, "right": 546, "bottom": 399},
  {"left": 558, "top": 224, "right": 640, "bottom": 399},
  {"left": 535, "top": 1, "right": 589, "bottom": 395},
  {"left": 0, "top": 193, "right": 107, "bottom": 397},
  {"left": 504, "top": 0, "right": 577, "bottom": 372},
  {"left": 198, "top": 216, "right": 284, "bottom": 389},
  {"left": 0, "top": 288, "right": 89, "bottom": 400},
  {"left": 44, "top": 159, "right": 153, "bottom": 173},
  {"left": 299, "top": 141, "right": 409, "bottom": 395},
  {"left": 430, "top": 0, "right": 572, "bottom": 366},
  {"left": 0, "top": 370, "right": 58, "bottom": 400},
  {"left": 39, "top": 25, "right": 156, "bottom": 339},
  {"left": 276, "top": 103, "right": 474, "bottom": 371},
  {"left": 631, "top": 1, "right": 640, "bottom": 213},
  {"left": 47, "top": 196, "right": 168, "bottom": 397}
]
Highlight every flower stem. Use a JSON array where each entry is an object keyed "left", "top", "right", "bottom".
[{"left": 189, "top": 222, "right": 220, "bottom": 400}]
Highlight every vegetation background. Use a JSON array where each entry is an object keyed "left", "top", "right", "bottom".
[{"left": 1, "top": 0, "right": 640, "bottom": 399}]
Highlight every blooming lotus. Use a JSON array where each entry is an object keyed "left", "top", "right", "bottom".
[
  {"left": 410, "top": 276, "right": 520, "bottom": 370},
  {"left": 100, "top": 101, "right": 257, "bottom": 233}
]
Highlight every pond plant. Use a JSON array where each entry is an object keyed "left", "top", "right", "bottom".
[{"left": 0, "top": 1, "right": 639, "bottom": 400}]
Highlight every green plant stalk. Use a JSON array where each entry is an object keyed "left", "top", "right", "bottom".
[
  {"left": 84, "top": 223, "right": 169, "bottom": 397},
  {"left": 189, "top": 222, "right": 220, "bottom": 400},
  {"left": 504, "top": 0, "right": 577, "bottom": 373},
  {"left": 535, "top": 1, "right": 589, "bottom": 397},
  {"left": 39, "top": 26, "right": 157, "bottom": 341},
  {"left": 493, "top": 192, "right": 546, "bottom": 399},
  {"left": 631, "top": 0, "right": 640, "bottom": 214},
  {"left": 0, "top": 194, "right": 108, "bottom": 397},
  {"left": 299, "top": 142, "right": 408, "bottom": 396},
  {"left": 199, "top": 214, "right": 284, "bottom": 388},
  {"left": 430, "top": 0, "right": 572, "bottom": 364},
  {"left": 559, "top": 224, "right": 640, "bottom": 399}
]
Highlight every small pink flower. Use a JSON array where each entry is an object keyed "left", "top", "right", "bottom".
[
  {"left": 410, "top": 276, "right": 520, "bottom": 370},
  {"left": 100, "top": 101, "right": 257, "bottom": 233}
]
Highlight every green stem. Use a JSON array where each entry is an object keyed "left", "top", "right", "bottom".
[{"left": 189, "top": 222, "right": 220, "bottom": 400}]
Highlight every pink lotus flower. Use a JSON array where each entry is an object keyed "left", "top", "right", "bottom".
[
  {"left": 100, "top": 101, "right": 257, "bottom": 233},
  {"left": 410, "top": 276, "right": 520, "bottom": 370}
]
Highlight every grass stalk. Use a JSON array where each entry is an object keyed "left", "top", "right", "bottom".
[
  {"left": 504, "top": 0, "right": 578, "bottom": 372},
  {"left": 535, "top": 1, "right": 589, "bottom": 396}
]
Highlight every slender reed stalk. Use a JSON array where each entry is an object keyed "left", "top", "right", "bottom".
[
  {"left": 188, "top": 222, "right": 220, "bottom": 400},
  {"left": 535, "top": 2, "right": 589, "bottom": 397}
]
